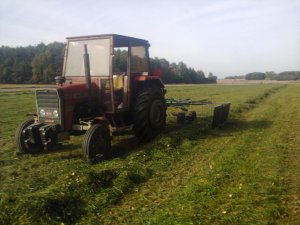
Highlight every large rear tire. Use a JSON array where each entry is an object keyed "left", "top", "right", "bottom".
[
  {"left": 133, "top": 88, "right": 166, "bottom": 142},
  {"left": 82, "top": 123, "right": 111, "bottom": 163},
  {"left": 15, "top": 119, "right": 43, "bottom": 153}
]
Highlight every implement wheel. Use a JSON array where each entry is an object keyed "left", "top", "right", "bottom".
[
  {"left": 15, "top": 119, "right": 43, "bottom": 154},
  {"left": 177, "top": 112, "right": 186, "bottom": 124},
  {"left": 133, "top": 88, "right": 166, "bottom": 142},
  {"left": 82, "top": 123, "right": 111, "bottom": 163},
  {"left": 186, "top": 111, "right": 197, "bottom": 122}
]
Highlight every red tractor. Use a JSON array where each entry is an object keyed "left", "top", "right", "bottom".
[{"left": 15, "top": 34, "right": 166, "bottom": 162}]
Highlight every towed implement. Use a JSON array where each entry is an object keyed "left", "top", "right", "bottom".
[
  {"left": 15, "top": 34, "right": 230, "bottom": 163},
  {"left": 165, "top": 98, "right": 230, "bottom": 128}
]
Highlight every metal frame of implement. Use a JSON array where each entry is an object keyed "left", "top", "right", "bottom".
[{"left": 165, "top": 98, "right": 231, "bottom": 128}]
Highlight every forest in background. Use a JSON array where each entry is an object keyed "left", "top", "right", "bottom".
[
  {"left": 226, "top": 71, "right": 300, "bottom": 81},
  {"left": 0, "top": 43, "right": 64, "bottom": 84},
  {"left": 0, "top": 43, "right": 217, "bottom": 84}
]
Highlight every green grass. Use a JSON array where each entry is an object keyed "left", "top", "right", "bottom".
[{"left": 0, "top": 84, "right": 299, "bottom": 224}]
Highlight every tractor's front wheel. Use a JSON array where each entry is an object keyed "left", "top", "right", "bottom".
[
  {"left": 133, "top": 88, "right": 166, "bottom": 142},
  {"left": 82, "top": 123, "right": 111, "bottom": 163},
  {"left": 15, "top": 119, "right": 43, "bottom": 154}
]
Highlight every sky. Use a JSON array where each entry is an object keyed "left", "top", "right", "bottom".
[{"left": 0, "top": 0, "right": 299, "bottom": 78}]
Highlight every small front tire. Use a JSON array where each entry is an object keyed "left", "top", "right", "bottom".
[{"left": 15, "top": 119, "right": 43, "bottom": 154}]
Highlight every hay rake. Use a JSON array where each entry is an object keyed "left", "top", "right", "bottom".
[{"left": 165, "top": 98, "right": 231, "bottom": 128}]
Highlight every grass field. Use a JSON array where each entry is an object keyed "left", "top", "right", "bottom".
[{"left": 0, "top": 84, "right": 299, "bottom": 224}]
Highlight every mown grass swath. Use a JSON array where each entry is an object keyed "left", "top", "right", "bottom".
[{"left": 0, "top": 84, "right": 299, "bottom": 224}]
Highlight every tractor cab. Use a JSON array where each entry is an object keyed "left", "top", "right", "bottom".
[{"left": 61, "top": 34, "right": 153, "bottom": 114}]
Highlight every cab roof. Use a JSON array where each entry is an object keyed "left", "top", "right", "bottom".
[{"left": 66, "top": 34, "right": 150, "bottom": 47}]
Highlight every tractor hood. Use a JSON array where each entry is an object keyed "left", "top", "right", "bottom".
[{"left": 58, "top": 83, "right": 98, "bottom": 102}]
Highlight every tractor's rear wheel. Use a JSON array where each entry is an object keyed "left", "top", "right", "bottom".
[
  {"left": 133, "top": 88, "right": 166, "bottom": 142},
  {"left": 15, "top": 119, "right": 43, "bottom": 154},
  {"left": 82, "top": 123, "right": 111, "bottom": 163}
]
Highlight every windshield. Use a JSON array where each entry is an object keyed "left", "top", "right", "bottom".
[{"left": 65, "top": 38, "right": 110, "bottom": 76}]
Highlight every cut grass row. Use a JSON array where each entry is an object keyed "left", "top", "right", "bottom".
[
  {"left": 99, "top": 84, "right": 300, "bottom": 225},
  {"left": 0, "top": 84, "right": 295, "bottom": 224}
]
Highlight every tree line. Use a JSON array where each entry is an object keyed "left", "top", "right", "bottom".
[
  {"left": 0, "top": 43, "right": 217, "bottom": 84},
  {"left": 225, "top": 71, "right": 300, "bottom": 81},
  {"left": 0, "top": 43, "right": 64, "bottom": 84},
  {"left": 150, "top": 58, "right": 217, "bottom": 84},
  {"left": 265, "top": 71, "right": 300, "bottom": 81}
]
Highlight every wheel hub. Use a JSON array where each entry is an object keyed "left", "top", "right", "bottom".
[{"left": 149, "top": 99, "right": 164, "bottom": 129}]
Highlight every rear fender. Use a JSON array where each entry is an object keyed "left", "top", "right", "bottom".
[{"left": 134, "top": 76, "right": 165, "bottom": 92}]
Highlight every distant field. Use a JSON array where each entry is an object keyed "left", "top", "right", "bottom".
[
  {"left": 0, "top": 84, "right": 299, "bottom": 224},
  {"left": 0, "top": 79, "right": 297, "bottom": 91},
  {"left": 217, "top": 79, "right": 297, "bottom": 85}
]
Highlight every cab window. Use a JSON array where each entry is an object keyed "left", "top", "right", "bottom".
[{"left": 131, "top": 46, "right": 148, "bottom": 74}]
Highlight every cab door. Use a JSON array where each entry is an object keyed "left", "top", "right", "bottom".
[{"left": 112, "top": 47, "right": 129, "bottom": 112}]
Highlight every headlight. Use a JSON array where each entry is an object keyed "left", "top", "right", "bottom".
[
  {"left": 40, "top": 109, "right": 45, "bottom": 117},
  {"left": 53, "top": 109, "right": 59, "bottom": 118},
  {"left": 39, "top": 108, "right": 59, "bottom": 118}
]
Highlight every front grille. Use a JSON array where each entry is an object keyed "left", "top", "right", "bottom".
[
  {"left": 36, "top": 89, "right": 61, "bottom": 124},
  {"left": 37, "top": 90, "right": 59, "bottom": 107}
]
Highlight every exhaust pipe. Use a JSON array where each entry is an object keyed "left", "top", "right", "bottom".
[{"left": 83, "top": 44, "right": 92, "bottom": 98}]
